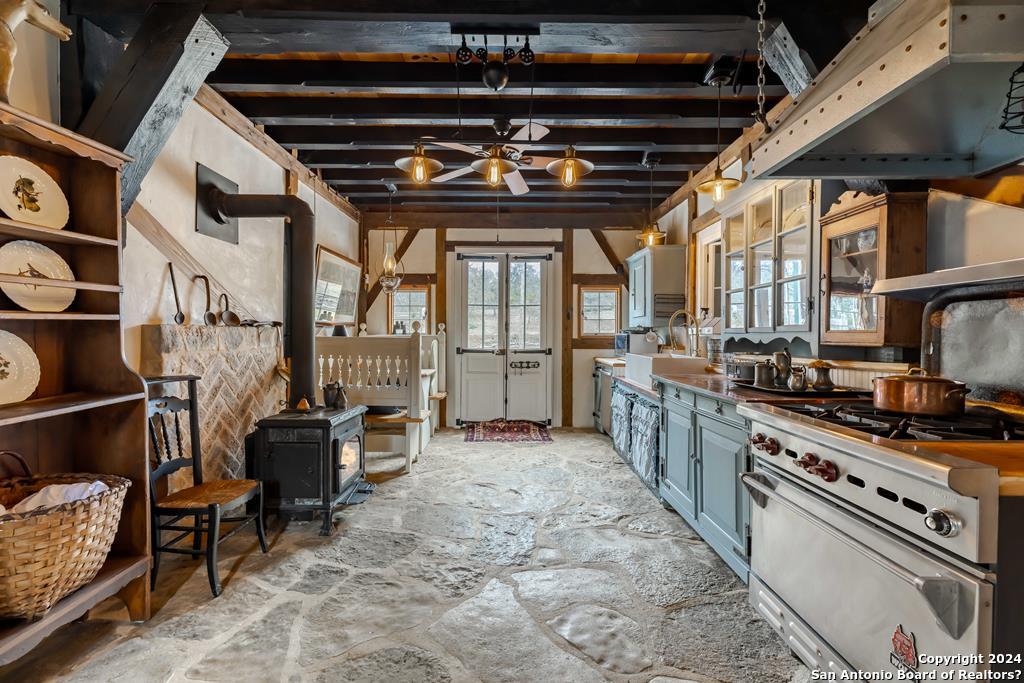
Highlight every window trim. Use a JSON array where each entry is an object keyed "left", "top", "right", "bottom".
[
  {"left": 577, "top": 285, "right": 620, "bottom": 338},
  {"left": 387, "top": 283, "right": 431, "bottom": 334}
]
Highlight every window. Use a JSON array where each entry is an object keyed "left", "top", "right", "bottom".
[
  {"left": 466, "top": 258, "right": 500, "bottom": 349},
  {"left": 578, "top": 286, "right": 620, "bottom": 336},
  {"left": 388, "top": 285, "right": 430, "bottom": 334},
  {"left": 508, "top": 259, "right": 543, "bottom": 349}
]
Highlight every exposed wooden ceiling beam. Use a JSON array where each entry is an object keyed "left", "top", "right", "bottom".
[
  {"left": 307, "top": 149, "right": 712, "bottom": 169},
  {"left": 327, "top": 174, "right": 684, "bottom": 187},
  {"left": 361, "top": 210, "right": 644, "bottom": 230},
  {"left": 268, "top": 124, "right": 743, "bottom": 153},
  {"left": 208, "top": 60, "right": 785, "bottom": 97},
  {"left": 225, "top": 95, "right": 758, "bottom": 128}
]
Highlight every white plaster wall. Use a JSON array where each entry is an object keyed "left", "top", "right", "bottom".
[
  {"left": 366, "top": 228, "right": 436, "bottom": 334},
  {"left": 8, "top": 0, "right": 61, "bottom": 121},
  {"left": 658, "top": 198, "right": 689, "bottom": 245},
  {"left": 927, "top": 189, "right": 1024, "bottom": 271},
  {"left": 122, "top": 102, "right": 358, "bottom": 369}
]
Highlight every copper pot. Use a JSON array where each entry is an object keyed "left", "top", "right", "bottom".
[{"left": 872, "top": 368, "right": 970, "bottom": 417}]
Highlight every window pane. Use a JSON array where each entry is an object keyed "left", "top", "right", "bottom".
[
  {"left": 524, "top": 262, "right": 541, "bottom": 304},
  {"left": 468, "top": 305, "right": 483, "bottom": 348},
  {"left": 749, "top": 242, "right": 773, "bottom": 285},
  {"left": 509, "top": 262, "right": 524, "bottom": 305},
  {"left": 508, "top": 305, "right": 525, "bottom": 349},
  {"left": 525, "top": 305, "right": 541, "bottom": 348},
  {"left": 483, "top": 261, "right": 500, "bottom": 305},
  {"left": 725, "top": 213, "right": 744, "bottom": 252},
  {"left": 727, "top": 254, "right": 744, "bottom": 290},
  {"left": 600, "top": 291, "right": 616, "bottom": 309},
  {"left": 483, "top": 305, "right": 500, "bottom": 348},
  {"left": 392, "top": 291, "right": 408, "bottom": 307},
  {"left": 750, "top": 286, "right": 773, "bottom": 328},
  {"left": 780, "top": 228, "right": 808, "bottom": 278},
  {"left": 781, "top": 278, "right": 807, "bottom": 327},
  {"left": 781, "top": 181, "right": 810, "bottom": 231},
  {"left": 467, "top": 261, "right": 483, "bottom": 305},
  {"left": 583, "top": 318, "right": 599, "bottom": 334},
  {"left": 727, "top": 292, "right": 744, "bottom": 329},
  {"left": 750, "top": 195, "right": 773, "bottom": 243},
  {"left": 582, "top": 291, "right": 600, "bottom": 308},
  {"left": 599, "top": 318, "right": 617, "bottom": 334}
]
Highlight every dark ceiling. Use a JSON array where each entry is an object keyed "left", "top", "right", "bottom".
[{"left": 70, "top": 1, "right": 874, "bottom": 219}]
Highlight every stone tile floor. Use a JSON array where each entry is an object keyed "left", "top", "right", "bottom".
[{"left": 1, "top": 430, "right": 809, "bottom": 683}]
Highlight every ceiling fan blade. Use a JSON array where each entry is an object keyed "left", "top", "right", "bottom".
[
  {"left": 519, "top": 155, "right": 560, "bottom": 169},
  {"left": 432, "top": 165, "right": 476, "bottom": 183},
  {"left": 429, "top": 140, "right": 487, "bottom": 156},
  {"left": 503, "top": 169, "right": 530, "bottom": 196},
  {"left": 507, "top": 123, "right": 551, "bottom": 151}
]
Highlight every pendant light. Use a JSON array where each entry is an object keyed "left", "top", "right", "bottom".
[
  {"left": 697, "top": 79, "right": 741, "bottom": 202},
  {"left": 638, "top": 158, "right": 666, "bottom": 247},
  {"left": 378, "top": 188, "right": 404, "bottom": 295},
  {"left": 470, "top": 147, "right": 516, "bottom": 188},
  {"left": 545, "top": 145, "right": 594, "bottom": 188},
  {"left": 395, "top": 143, "right": 443, "bottom": 184}
]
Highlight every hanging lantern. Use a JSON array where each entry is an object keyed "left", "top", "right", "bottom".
[
  {"left": 638, "top": 159, "right": 666, "bottom": 247},
  {"left": 378, "top": 189, "right": 405, "bottom": 294},
  {"left": 395, "top": 143, "right": 443, "bottom": 183},
  {"left": 545, "top": 145, "right": 594, "bottom": 188},
  {"left": 696, "top": 79, "right": 742, "bottom": 201}
]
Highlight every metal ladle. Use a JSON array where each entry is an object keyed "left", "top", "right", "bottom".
[
  {"left": 193, "top": 275, "right": 218, "bottom": 326},
  {"left": 218, "top": 292, "right": 241, "bottom": 326},
  {"left": 167, "top": 263, "right": 185, "bottom": 325}
]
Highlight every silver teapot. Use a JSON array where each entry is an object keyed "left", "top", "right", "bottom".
[
  {"left": 772, "top": 347, "right": 792, "bottom": 387},
  {"left": 787, "top": 366, "right": 807, "bottom": 391}
]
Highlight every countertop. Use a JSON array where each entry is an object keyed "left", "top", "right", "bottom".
[
  {"left": 651, "top": 372, "right": 855, "bottom": 405},
  {"left": 612, "top": 375, "right": 659, "bottom": 400},
  {"left": 594, "top": 357, "right": 625, "bottom": 368},
  {"left": 915, "top": 442, "right": 1024, "bottom": 496}
]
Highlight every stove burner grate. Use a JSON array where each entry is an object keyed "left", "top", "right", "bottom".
[{"left": 786, "top": 403, "right": 1024, "bottom": 441}]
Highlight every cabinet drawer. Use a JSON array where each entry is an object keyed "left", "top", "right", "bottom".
[
  {"left": 695, "top": 395, "right": 741, "bottom": 424},
  {"left": 661, "top": 385, "right": 695, "bottom": 410}
]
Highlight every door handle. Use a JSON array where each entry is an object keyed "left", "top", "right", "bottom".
[
  {"left": 740, "top": 472, "right": 972, "bottom": 640},
  {"left": 494, "top": 349, "right": 506, "bottom": 356}
]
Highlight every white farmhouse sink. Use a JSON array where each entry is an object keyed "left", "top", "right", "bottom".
[{"left": 625, "top": 353, "right": 709, "bottom": 389}]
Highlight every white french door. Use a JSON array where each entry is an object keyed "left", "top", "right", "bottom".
[{"left": 458, "top": 253, "right": 551, "bottom": 424}]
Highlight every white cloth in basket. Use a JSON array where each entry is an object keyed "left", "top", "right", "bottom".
[{"left": 0, "top": 480, "right": 109, "bottom": 515}]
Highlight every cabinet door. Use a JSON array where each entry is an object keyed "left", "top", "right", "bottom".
[
  {"left": 266, "top": 441, "right": 322, "bottom": 500},
  {"left": 630, "top": 254, "right": 647, "bottom": 323},
  {"left": 695, "top": 414, "right": 749, "bottom": 560},
  {"left": 660, "top": 405, "right": 696, "bottom": 519}
]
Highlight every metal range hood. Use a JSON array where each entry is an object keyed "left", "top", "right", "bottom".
[
  {"left": 747, "top": 0, "right": 1024, "bottom": 180},
  {"left": 872, "top": 257, "right": 1024, "bottom": 300}
]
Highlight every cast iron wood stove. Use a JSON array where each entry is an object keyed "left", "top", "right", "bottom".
[{"left": 251, "top": 406, "right": 368, "bottom": 536}]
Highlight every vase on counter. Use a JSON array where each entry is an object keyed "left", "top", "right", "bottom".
[
  {"left": 788, "top": 366, "right": 807, "bottom": 391},
  {"left": 772, "top": 348, "right": 792, "bottom": 387}
]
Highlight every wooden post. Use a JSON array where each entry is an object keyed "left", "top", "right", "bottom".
[
  {"left": 435, "top": 227, "right": 447, "bottom": 422},
  {"left": 78, "top": 4, "right": 229, "bottom": 212},
  {"left": 358, "top": 217, "right": 369, "bottom": 326},
  {"left": 561, "top": 228, "right": 574, "bottom": 428}
]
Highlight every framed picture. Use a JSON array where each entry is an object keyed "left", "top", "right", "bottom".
[{"left": 314, "top": 245, "right": 361, "bottom": 325}]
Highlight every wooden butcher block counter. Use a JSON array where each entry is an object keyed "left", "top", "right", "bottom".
[{"left": 916, "top": 442, "right": 1024, "bottom": 496}]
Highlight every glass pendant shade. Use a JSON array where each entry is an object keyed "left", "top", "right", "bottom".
[
  {"left": 379, "top": 240, "right": 403, "bottom": 293},
  {"left": 638, "top": 222, "right": 666, "bottom": 247}
]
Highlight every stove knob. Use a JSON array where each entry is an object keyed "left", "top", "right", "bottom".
[
  {"left": 807, "top": 459, "right": 839, "bottom": 483},
  {"left": 924, "top": 509, "right": 962, "bottom": 538},
  {"left": 750, "top": 433, "right": 766, "bottom": 446},
  {"left": 796, "top": 453, "right": 820, "bottom": 470}
]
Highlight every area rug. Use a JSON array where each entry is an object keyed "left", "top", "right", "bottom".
[{"left": 464, "top": 419, "right": 553, "bottom": 443}]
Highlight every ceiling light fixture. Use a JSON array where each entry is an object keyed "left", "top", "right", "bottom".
[
  {"left": 546, "top": 145, "right": 594, "bottom": 188},
  {"left": 395, "top": 143, "right": 443, "bottom": 184},
  {"left": 697, "top": 62, "right": 742, "bottom": 202},
  {"left": 455, "top": 34, "right": 535, "bottom": 93},
  {"left": 378, "top": 188, "right": 405, "bottom": 295},
  {"left": 638, "top": 158, "right": 666, "bottom": 247},
  {"left": 471, "top": 147, "right": 516, "bottom": 188}
]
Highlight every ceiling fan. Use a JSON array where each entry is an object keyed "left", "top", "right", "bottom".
[{"left": 426, "top": 122, "right": 557, "bottom": 196}]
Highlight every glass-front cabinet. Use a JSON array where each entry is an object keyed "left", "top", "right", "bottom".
[
  {"left": 722, "top": 180, "right": 813, "bottom": 337},
  {"left": 819, "top": 192, "right": 927, "bottom": 347}
]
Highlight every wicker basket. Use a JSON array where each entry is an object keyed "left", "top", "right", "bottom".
[{"left": 0, "top": 472, "right": 130, "bottom": 620}]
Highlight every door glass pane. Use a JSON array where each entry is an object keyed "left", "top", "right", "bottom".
[
  {"left": 508, "top": 305, "right": 525, "bottom": 347},
  {"left": 467, "top": 259, "right": 501, "bottom": 349},
  {"left": 727, "top": 292, "right": 744, "bottom": 329},
  {"left": 524, "top": 261, "right": 541, "bottom": 304},
  {"left": 781, "top": 181, "right": 810, "bottom": 231},
  {"left": 750, "top": 195, "right": 773, "bottom": 244},
  {"left": 483, "top": 305, "right": 500, "bottom": 348},
  {"left": 467, "top": 261, "right": 483, "bottom": 304},
  {"left": 725, "top": 213, "right": 744, "bottom": 252},
  {"left": 779, "top": 228, "right": 808, "bottom": 278},
  {"left": 727, "top": 254, "right": 744, "bottom": 290},
  {"left": 780, "top": 278, "right": 807, "bottom": 327},
  {"left": 483, "top": 261, "right": 500, "bottom": 305},
  {"left": 525, "top": 305, "right": 542, "bottom": 348},
  {"left": 467, "top": 304, "right": 484, "bottom": 348},
  {"left": 750, "top": 286, "right": 772, "bottom": 328},
  {"left": 828, "top": 228, "right": 878, "bottom": 332},
  {"left": 749, "top": 242, "right": 773, "bottom": 285},
  {"left": 509, "top": 260, "right": 543, "bottom": 349}
]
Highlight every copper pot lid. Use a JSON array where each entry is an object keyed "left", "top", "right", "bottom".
[{"left": 875, "top": 368, "right": 966, "bottom": 386}]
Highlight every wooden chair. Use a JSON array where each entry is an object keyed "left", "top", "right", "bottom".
[{"left": 145, "top": 375, "right": 267, "bottom": 597}]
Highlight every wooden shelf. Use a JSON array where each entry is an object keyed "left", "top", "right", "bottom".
[
  {"left": 837, "top": 247, "right": 878, "bottom": 259},
  {"left": 0, "top": 218, "right": 118, "bottom": 248},
  {"left": 0, "top": 311, "right": 118, "bottom": 321},
  {"left": 0, "top": 392, "right": 145, "bottom": 427},
  {"left": 0, "top": 555, "right": 148, "bottom": 666},
  {"left": 0, "top": 274, "right": 120, "bottom": 292}
]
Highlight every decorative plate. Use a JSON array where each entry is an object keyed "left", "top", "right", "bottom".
[
  {"left": 0, "top": 330, "right": 40, "bottom": 405},
  {"left": 0, "top": 156, "right": 69, "bottom": 229},
  {"left": 0, "top": 240, "right": 76, "bottom": 311}
]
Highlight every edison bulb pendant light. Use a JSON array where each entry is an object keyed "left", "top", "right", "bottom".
[
  {"left": 395, "top": 143, "right": 442, "bottom": 184},
  {"left": 546, "top": 146, "right": 594, "bottom": 188},
  {"left": 486, "top": 156, "right": 503, "bottom": 187}
]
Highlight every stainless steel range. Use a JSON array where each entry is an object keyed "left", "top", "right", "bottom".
[{"left": 736, "top": 265, "right": 1024, "bottom": 676}]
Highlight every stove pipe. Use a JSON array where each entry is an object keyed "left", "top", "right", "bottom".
[{"left": 206, "top": 190, "right": 316, "bottom": 409}]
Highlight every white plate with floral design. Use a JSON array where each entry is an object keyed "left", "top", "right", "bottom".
[
  {"left": 0, "top": 156, "right": 69, "bottom": 229},
  {"left": 0, "top": 330, "right": 40, "bottom": 405},
  {"left": 0, "top": 240, "right": 75, "bottom": 311}
]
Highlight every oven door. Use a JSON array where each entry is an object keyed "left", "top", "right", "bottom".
[{"left": 742, "top": 467, "right": 993, "bottom": 675}]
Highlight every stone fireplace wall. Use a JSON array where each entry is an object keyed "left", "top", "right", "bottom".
[{"left": 140, "top": 325, "right": 287, "bottom": 482}]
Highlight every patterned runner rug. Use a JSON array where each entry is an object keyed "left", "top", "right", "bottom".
[{"left": 464, "top": 419, "right": 553, "bottom": 443}]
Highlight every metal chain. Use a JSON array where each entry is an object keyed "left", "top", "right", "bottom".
[{"left": 755, "top": 0, "right": 770, "bottom": 131}]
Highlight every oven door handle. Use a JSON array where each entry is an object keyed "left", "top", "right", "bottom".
[{"left": 740, "top": 473, "right": 971, "bottom": 640}]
